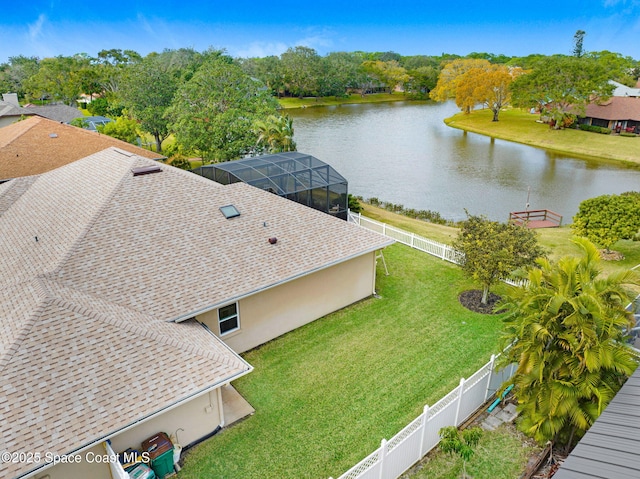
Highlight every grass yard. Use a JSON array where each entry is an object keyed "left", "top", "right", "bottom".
[
  {"left": 177, "top": 243, "right": 506, "bottom": 479},
  {"left": 445, "top": 108, "right": 640, "bottom": 165},
  {"left": 357, "top": 204, "right": 460, "bottom": 244},
  {"left": 278, "top": 93, "right": 413, "bottom": 109},
  {"left": 360, "top": 203, "right": 640, "bottom": 277},
  {"left": 404, "top": 424, "right": 541, "bottom": 479}
]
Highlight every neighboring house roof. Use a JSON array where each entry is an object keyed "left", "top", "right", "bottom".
[
  {"left": 553, "top": 364, "right": 640, "bottom": 479},
  {"left": 610, "top": 80, "right": 640, "bottom": 97},
  {"left": 0, "top": 148, "right": 391, "bottom": 478},
  {"left": 582, "top": 96, "right": 640, "bottom": 122},
  {"left": 21, "top": 104, "right": 85, "bottom": 124},
  {"left": 0, "top": 116, "right": 164, "bottom": 181},
  {"left": 0, "top": 100, "right": 31, "bottom": 120}
]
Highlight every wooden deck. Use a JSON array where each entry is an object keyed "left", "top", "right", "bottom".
[{"left": 509, "top": 209, "right": 562, "bottom": 229}]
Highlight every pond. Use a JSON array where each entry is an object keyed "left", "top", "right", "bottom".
[{"left": 289, "top": 101, "right": 640, "bottom": 222}]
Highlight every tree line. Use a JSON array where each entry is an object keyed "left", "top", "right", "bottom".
[{"left": 1, "top": 43, "right": 638, "bottom": 160}]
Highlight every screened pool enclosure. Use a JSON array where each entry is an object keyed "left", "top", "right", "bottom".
[{"left": 192, "top": 152, "right": 349, "bottom": 220}]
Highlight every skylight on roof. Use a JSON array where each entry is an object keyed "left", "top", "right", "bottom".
[{"left": 220, "top": 205, "right": 240, "bottom": 219}]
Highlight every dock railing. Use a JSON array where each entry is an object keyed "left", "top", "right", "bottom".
[{"left": 508, "top": 209, "right": 562, "bottom": 227}]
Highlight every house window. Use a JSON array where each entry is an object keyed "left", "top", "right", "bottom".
[{"left": 218, "top": 303, "right": 239, "bottom": 335}]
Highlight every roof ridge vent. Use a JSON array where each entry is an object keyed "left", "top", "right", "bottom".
[{"left": 132, "top": 165, "right": 162, "bottom": 176}]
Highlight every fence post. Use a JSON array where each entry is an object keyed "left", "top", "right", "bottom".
[
  {"left": 411, "top": 232, "right": 415, "bottom": 248},
  {"left": 484, "top": 354, "right": 496, "bottom": 402},
  {"left": 378, "top": 439, "right": 388, "bottom": 479},
  {"left": 454, "top": 377, "right": 465, "bottom": 425},
  {"left": 418, "top": 404, "right": 430, "bottom": 459}
]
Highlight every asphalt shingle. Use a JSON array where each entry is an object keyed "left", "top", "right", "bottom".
[{"left": 0, "top": 148, "right": 391, "bottom": 478}]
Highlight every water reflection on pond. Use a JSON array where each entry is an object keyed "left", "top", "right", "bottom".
[{"left": 288, "top": 101, "right": 640, "bottom": 222}]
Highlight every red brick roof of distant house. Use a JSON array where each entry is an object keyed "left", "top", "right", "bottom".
[
  {"left": 0, "top": 115, "right": 164, "bottom": 181},
  {"left": 583, "top": 96, "right": 640, "bottom": 122}
]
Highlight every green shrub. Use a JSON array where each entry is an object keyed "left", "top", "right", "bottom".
[
  {"left": 348, "top": 194, "right": 363, "bottom": 213},
  {"left": 620, "top": 131, "right": 637, "bottom": 137},
  {"left": 572, "top": 192, "right": 640, "bottom": 250},
  {"left": 98, "top": 117, "right": 139, "bottom": 144},
  {"left": 579, "top": 124, "right": 612, "bottom": 134}
]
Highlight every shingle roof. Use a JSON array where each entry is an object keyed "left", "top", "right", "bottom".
[
  {"left": 0, "top": 148, "right": 391, "bottom": 478},
  {"left": 21, "top": 104, "right": 85, "bottom": 124},
  {"left": 0, "top": 101, "right": 29, "bottom": 119},
  {"left": 553, "top": 365, "right": 640, "bottom": 479},
  {"left": 583, "top": 96, "right": 640, "bottom": 122},
  {"left": 0, "top": 116, "right": 164, "bottom": 181}
]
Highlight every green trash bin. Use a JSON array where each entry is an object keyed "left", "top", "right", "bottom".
[{"left": 141, "top": 432, "right": 174, "bottom": 479}]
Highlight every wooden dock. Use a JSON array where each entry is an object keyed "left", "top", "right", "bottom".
[{"left": 509, "top": 209, "right": 562, "bottom": 229}]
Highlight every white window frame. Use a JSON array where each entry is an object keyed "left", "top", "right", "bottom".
[{"left": 218, "top": 302, "right": 239, "bottom": 335}]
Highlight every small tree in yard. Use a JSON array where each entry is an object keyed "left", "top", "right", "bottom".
[
  {"left": 572, "top": 192, "right": 640, "bottom": 254},
  {"left": 439, "top": 426, "right": 483, "bottom": 478},
  {"left": 452, "top": 214, "right": 546, "bottom": 305}
]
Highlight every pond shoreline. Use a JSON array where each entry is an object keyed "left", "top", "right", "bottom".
[
  {"left": 285, "top": 98, "right": 640, "bottom": 167},
  {"left": 289, "top": 100, "right": 640, "bottom": 222},
  {"left": 445, "top": 109, "right": 640, "bottom": 167}
]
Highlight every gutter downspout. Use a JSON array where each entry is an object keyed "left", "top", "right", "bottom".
[{"left": 217, "top": 387, "right": 225, "bottom": 428}]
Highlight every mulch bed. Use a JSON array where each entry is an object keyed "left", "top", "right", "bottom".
[{"left": 458, "top": 289, "right": 502, "bottom": 314}]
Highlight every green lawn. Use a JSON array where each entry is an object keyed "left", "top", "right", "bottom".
[
  {"left": 406, "top": 424, "right": 541, "bottom": 479},
  {"left": 360, "top": 203, "right": 640, "bottom": 277},
  {"left": 278, "top": 93, "right": 413, "bottom": 109},
  {"left": 177, "top": 243, "right": 506, "bottom": 479},
  {"left": 445, "top": 108, "right": 640, "bottom": 165}
]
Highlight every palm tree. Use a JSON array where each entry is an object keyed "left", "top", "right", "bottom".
[
  {"left": 499, "top": 237, "right": 639, "bottom": 446},
  {"left": 254, "top": 114, "right": 296, "bottom": 153}
]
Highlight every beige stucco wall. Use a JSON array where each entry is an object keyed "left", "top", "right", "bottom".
[
  {"left": 28, "top": 390, "right": 223, "bottom": 479},
  {"left": 198, "top": 252, "right": 377, "bottom": 353}
]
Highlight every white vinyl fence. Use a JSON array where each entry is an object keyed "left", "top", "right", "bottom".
[
  {"left": 348, "top": 212, "right": 462, "bottom": 264},
  {"left": 331, "top": 354, "right": 517, "bottom": 479},
  {"left": 348, "top": 212, "right": 526, "bottom": 287}
]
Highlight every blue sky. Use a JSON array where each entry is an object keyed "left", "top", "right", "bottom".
[{"left": 1, "top": 1, "right": 639, "bottom": 62}]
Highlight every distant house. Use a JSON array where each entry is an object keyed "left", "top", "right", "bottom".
[
  {"left": 21, "top": 103, "right": 85, "bottom": 124},
  {"left": 578, "top": 96, "right": 640, "bottom": 133},
  {"left": 578, "top": 80, "right": 640, "bottom": 133},
  {"left": 610, "top": 79, "right": 640, "bottom": 98},
  {"left": 0, "top": 148, "right": 392, "bottom": 479},
  {"left": 0, "top": 116, "right": 164, "bottom": 182},
  {"left": 0, "top": 97, "right": 32, "bottom": 128},
  {"left": 0, "top": 93, "right": 111, "bottom": 131}
]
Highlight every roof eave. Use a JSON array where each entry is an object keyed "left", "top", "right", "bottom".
[{"left": 173, "top": 239, "right": 394, "bottom": 324}]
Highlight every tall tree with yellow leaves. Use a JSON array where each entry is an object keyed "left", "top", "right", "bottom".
[
  {"left": 429, "top": 58, "right": 491, "bottom": 112},
  {"left": 431, "top": 59, "right": 521, "bottom": 120},
  {"left": 461, "top": 65, "right": 523, "bottom": 121}
]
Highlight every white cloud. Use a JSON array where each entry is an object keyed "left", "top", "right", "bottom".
[
  {"left": 234, "top": 41, "right": 290, "bottom": 58},
  {"left": 294, "top": 27, "right": 335, "bottom": 53},
  {"left": 28, "top": 14, "right": 47, "bottom": 41},
  {"left": 295, "top": 34, "right": 334, "bottom": 52},
  {"left": 137, "top": 13, "right": 156, "bottom": 37}
]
